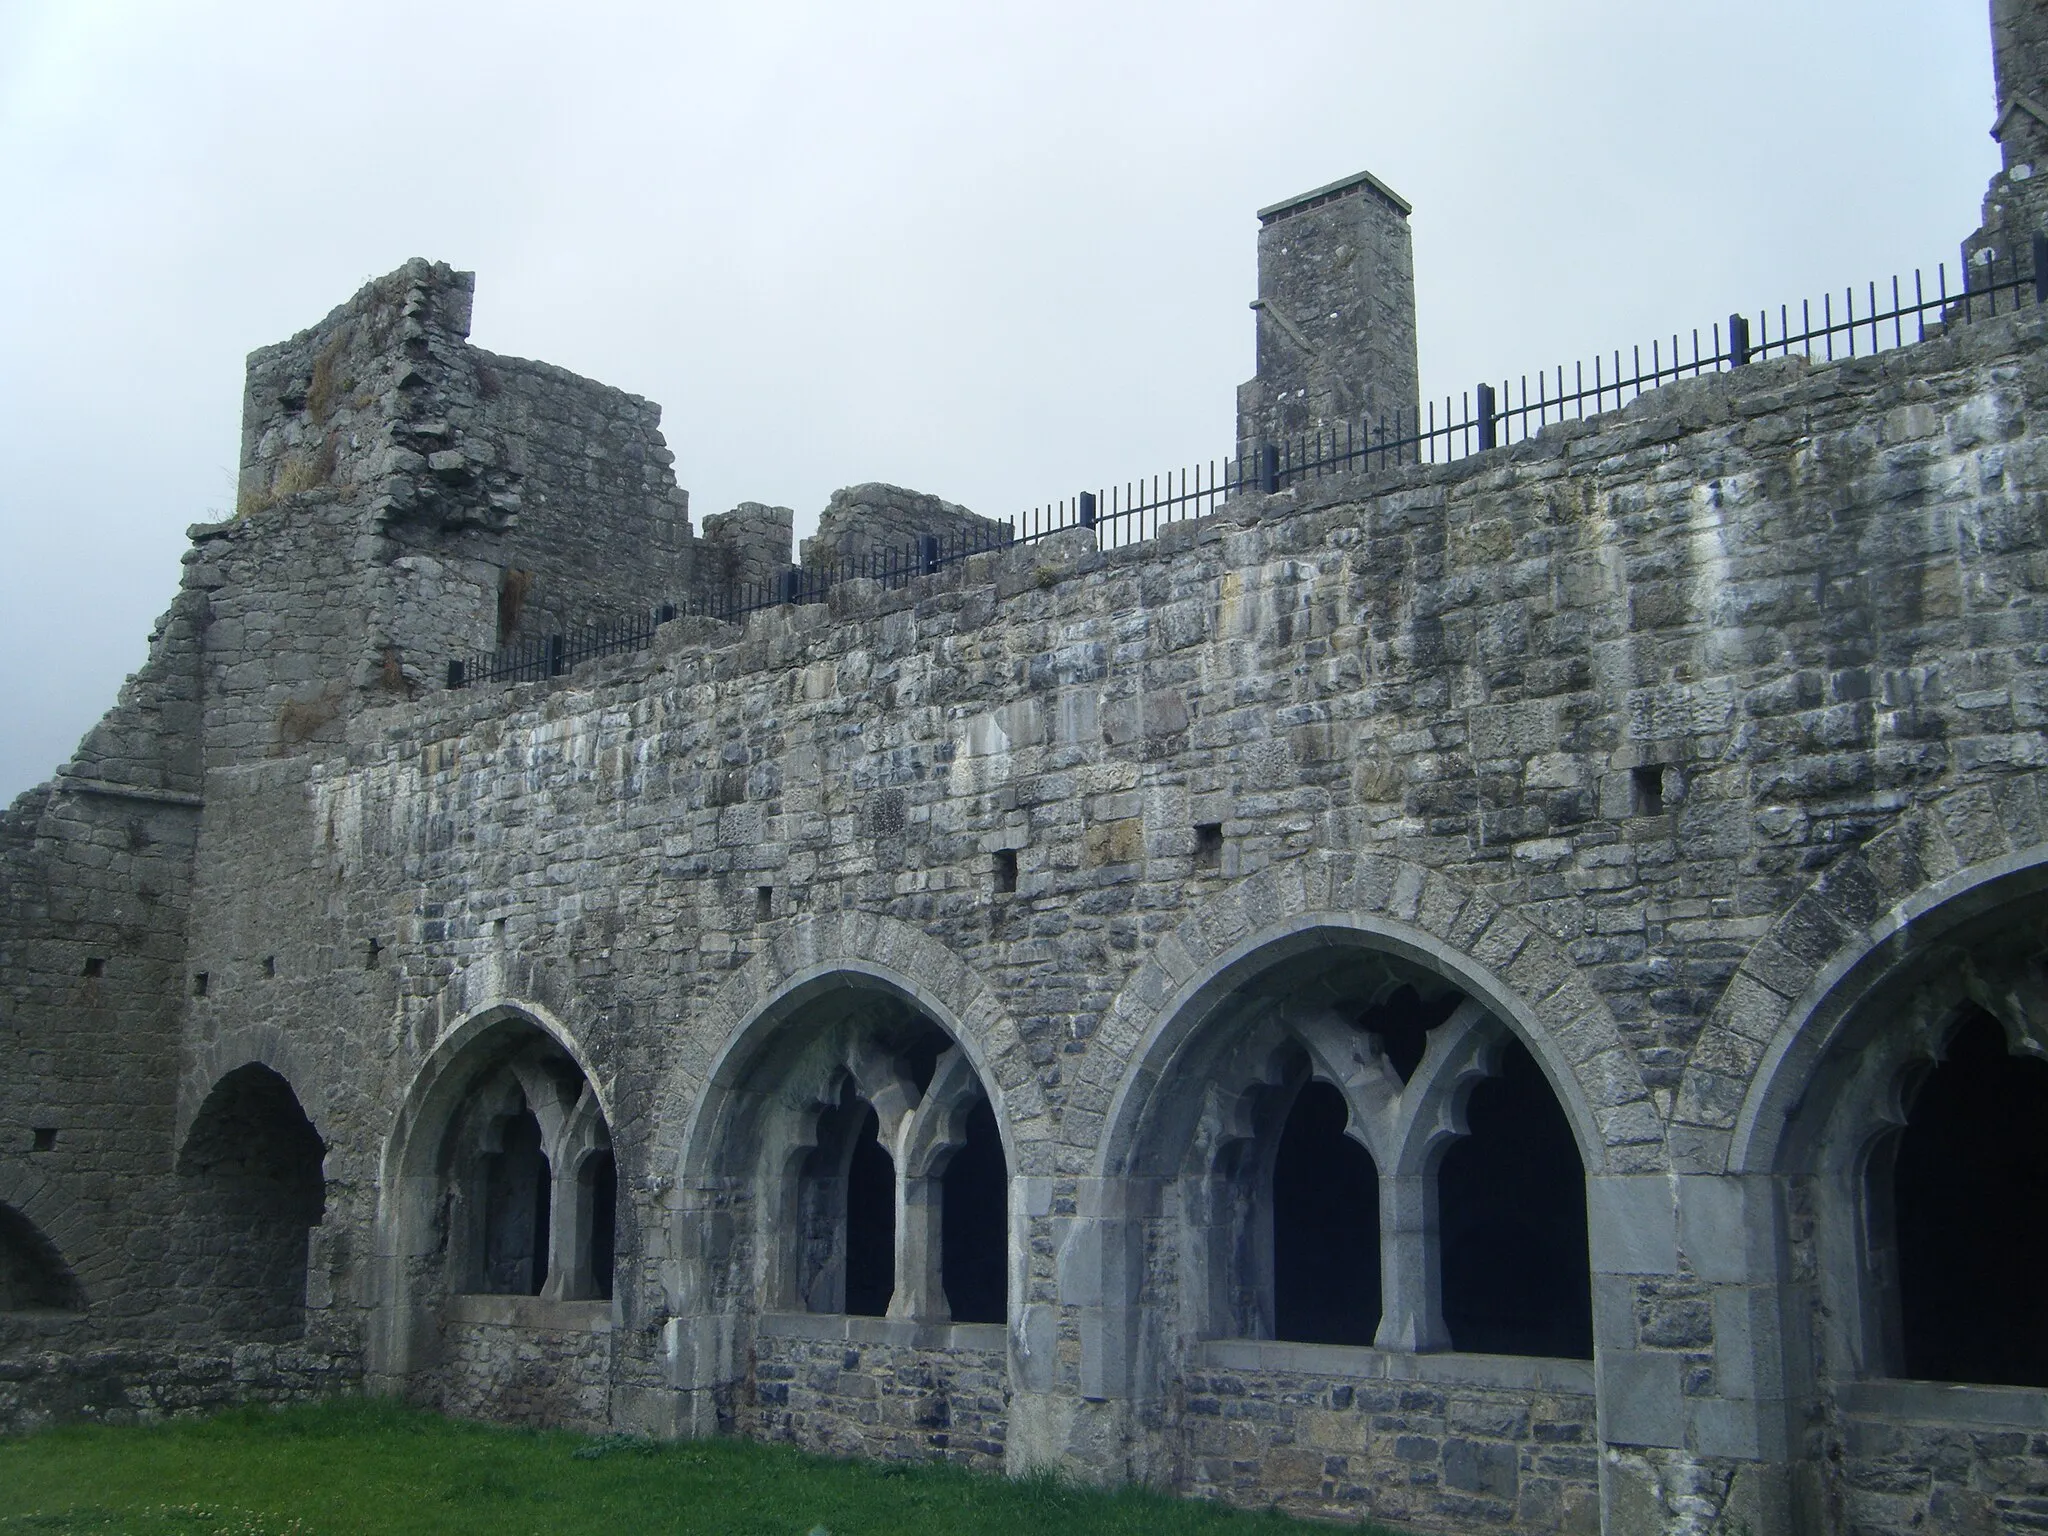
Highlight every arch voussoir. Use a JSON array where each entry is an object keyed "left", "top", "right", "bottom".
[
  {"left": 1092, "top": 852, "right": 1651, "bottom": 1177},
  {"left": 1680, "top": 792, "right": 2048, "bottom": 1175}
]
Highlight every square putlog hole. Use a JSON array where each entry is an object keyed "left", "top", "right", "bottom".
[
  {"left": 32, "top": 1128, "right": 57, "bottom": 1152},
  {"left": 1630, "top": 765, "right": 1666, "bottom": 816}
]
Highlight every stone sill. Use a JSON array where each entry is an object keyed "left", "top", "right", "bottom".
[
  {"left": 1839, "top": 1377, "right": 2048, "bottom": 1429},
  {"left": 444, "top": 1295, "right": 615, "bottom": 1331},
  {"left": 1196, "top": 1337, "right": 1596, "bottom": 1394},
  {"left": 758, "top": 1311, "right": 1007, "bottom": 1353}
]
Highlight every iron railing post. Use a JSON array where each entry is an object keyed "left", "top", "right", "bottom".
[
  {"left": 547, "top": 635, "right": 565, "bottom": 677},
  {"left": 920, "top": 533, "right": 940, "bottom": 574},
  {"left": 446, "top": 658, "right": 465, "bottom": 690},
  {"left": 1258, "top": 443, "right": 1279, "bottom": 494},
  {"left": 1476, "top": 383, "right": 1498, "bottom": 451},
  {"left": 780, "top": 569, "right": 801, "bottom": 605},
  {"left": 1078, "top": 491, "right": 1097, "bottom": 529},
  {"left": 1728, "top": 313, "right": 1752, "bottom": 367}
]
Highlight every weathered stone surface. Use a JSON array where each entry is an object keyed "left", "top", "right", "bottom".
[{"left": 10, "top": 22, "right": 2048, "bottom": 1532}]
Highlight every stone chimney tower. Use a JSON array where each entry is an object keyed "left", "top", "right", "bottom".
[
  {"left": 1963, "top": 0, "right": 2048, "bottom": 286},
  {"left": 1235, "top": 169, "right": 1420, "bottom": 462}
]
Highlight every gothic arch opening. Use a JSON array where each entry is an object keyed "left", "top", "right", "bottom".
[
  {"left": 436, "top": 1033, "right": 615, "bottom": 1304},
  {"left": 1886, "top": 1007, "right": 2048, "bottom": 1386},
  {"left": 684, "top": 972, "right": 1013, "bottom": 1328},
  {"left": 579, "top": 1149, "right": 618, "bottom": 1304},
  {"left": 1114, "top": 927, "right": 1597, "bottom": 1361},
  {"left": 1272, "top": 1077, "right": 1381, "bottom": 1346},
  {"left": 373, "top": 1009, "right": 622, "bottom": 1394},
  {"left": 1437, "top": 1037, "right": 1592, "bottom": 1358},
  {"left": 477, "top": 1101, "right": 551, "bottom": 1295},
  {"left": 940, "top": 1096, "right": 1008, "bottom": 1324},
  {"left": 0, "top": 1203, "right": 86, "bottom": 1313},
  {"left": 173, "top": 1063, "right": 325, "bottom": 1340},
  {"left": 1764, "top": 876, "right": 2048, "bottom": 1398}
]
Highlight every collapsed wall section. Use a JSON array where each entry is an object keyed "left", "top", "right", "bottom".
[
  {"left": 799, "top": 483, "right": 1013, "bottom": 567},
  {"left": 472, "top": 351, "right": 695, "bottom": 638}
]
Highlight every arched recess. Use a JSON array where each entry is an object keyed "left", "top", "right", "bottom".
[
  {"left": 677, "top": 963, "right": 1019, "bottom": 1328},
  {"left": 1711, "top": 840, "right": 2048, "bottom": 1393},
  {"left": 0, "top": 1166, "right": 112, "bottom": 1314},
  {"left": 171, "top": 1062, "right": 326, "bottom": 1341},
  {"left": 0, "top": 1202, "right": 87, "bottom": 1313},
  {"left": 1097, "top": 922, "right": 1597, "bottom": 1360},
  {"left": 1087, "top": 854, "right": 1653, "bottom": 1183},
  {"left": 370, "top": 1001, "right": 618, "bottom": 1384}
]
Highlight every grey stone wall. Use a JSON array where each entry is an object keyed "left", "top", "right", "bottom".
[
  {"left": 423, "top": 1298, "right": 616, "bottom": 1430},
  {"left": 94, "top": 298, "right": 2038, "bottom": 1530},
  {"left": 799, "top": 482, "right": 1010, "bottom": 567},
  {"left": 475, "top": 350, "right": 695, "bottom": 634},
  {"left": 0, "top": 1335, "right": 357, "bottom": 1433},
  {"left": 700, "top": 502, "right": 795, "bottom": 593},
  {"left": 1179, "top": 1345, "right": 1598, "bottom": 1532},
  {"left": 11, "top": 44, "right": 2048, "bottom": 1525},
  {"left": 1235, "top": 169, "right": 1420, "bottom": 457},
  {"left": 746, "top": 1318, "right": 1009, "bottom": 1471}
]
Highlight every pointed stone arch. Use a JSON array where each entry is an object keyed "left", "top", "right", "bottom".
[
  {"left": 176, "top": 1026, "right": 320, "bottom": 1154},
  {"left": 0, "top": 1200, "right": 87, "bottom": 1314},
  {"left": 1670, "top": 794, "right": 2048, "bottom": 1177},
  {"left": 669, "top": 909, "right": 1044, "bottom": 1187},
  {"left": 0, "top": 1166, "right": 113, "bottom": 1310},
  {"left": 662, "top": 912, "right": 1033, "bottom": 1451},
  {"left": 368, "top": 997, "right": 617, "bottom": 1387},
  {"left": 1083, "top": 851, "right": 1655, "bottom": 1182}
]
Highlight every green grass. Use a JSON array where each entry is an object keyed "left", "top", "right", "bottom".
[{"left": 0, "top": 1398, "right": 1366, "bottom": 1535}]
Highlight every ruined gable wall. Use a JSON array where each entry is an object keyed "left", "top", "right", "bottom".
[
  {"left": 149, "top": 305, "right": 2048, "bottom": 1528},
  {"left": 472, "top": 350, "right": 696, "bottom": 636}
]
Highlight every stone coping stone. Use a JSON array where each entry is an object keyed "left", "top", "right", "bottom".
[
  {"left": 757, "top": 1310, "right": 1007, "bottom": 1353},
  {"left": 1838, "top": 1377, "right": 2048, "bottom": 1429},
  {"left": 1197, "top": 1337, "right": 1596, "bottom": 1394},
  {"left": 443, "top": 1294, "right": 616, "bottom": 1331}
]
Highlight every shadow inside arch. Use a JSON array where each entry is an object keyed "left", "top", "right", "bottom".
[
  {"left": 1723, "top": 849, "right": 2048, "bottom": 1179},
  {"left": 1098, "top": 913, "right": 1620, "bottom": 1182}
]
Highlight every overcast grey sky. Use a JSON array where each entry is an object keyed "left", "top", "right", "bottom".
[{"left": 0, "top": 0, "right": 2001, "bottom": 805}]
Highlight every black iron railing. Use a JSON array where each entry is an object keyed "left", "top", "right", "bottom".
[{"left": 448, "top": 241, "right": 2045, "bottom": 689}]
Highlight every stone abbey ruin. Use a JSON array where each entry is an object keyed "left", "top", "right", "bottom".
[{"left": 10, "top": 5, "right": 2048, "bottom": 1532}]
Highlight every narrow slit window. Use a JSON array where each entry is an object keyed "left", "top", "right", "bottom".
[
  {"left": 1194, "top": 823, "right": 1223, "bottom": 870},
  {"left": 993, "top": 848, "right": 1018, "bottom": 895}
]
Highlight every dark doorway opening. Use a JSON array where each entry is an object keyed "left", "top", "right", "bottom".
[
  {"left": 175, "top": 1063, "right": 326, "bottom": 1339},
  {"left": 1437, "top": 1039, "right": 1592, "bottom": 1358},
  {"left": 584, "top": 1149, "right": 618, "bottom": 1302},
  {"left": 942, "top": 1096, "right": 1009, "bottom": 1323},
  {"left": 845, "top": 1105, "right": 896, "bottom": 1317},
  {"left": 482, "top": 1105, "right": 550, "bottom": 1296},
  {"left": 0, "top": 1204, "right": 86, "bottom": 1312},
  {"left": 1893, "top": 1008, "right": 2048, "bottom": 1386},
  {"left": 1272, "top": 1078, "right": 1382, "bottom": 1346}
]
